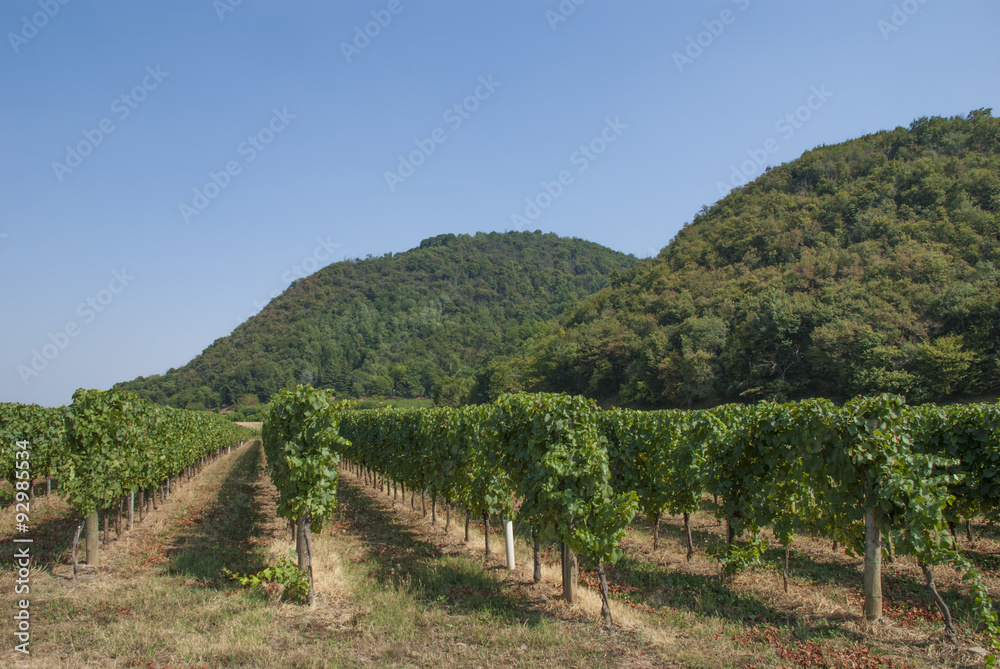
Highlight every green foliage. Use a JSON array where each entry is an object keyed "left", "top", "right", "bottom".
[
  {"left": 707, "top": 530, "right": 768, "bottom": 577},
  {"left": 58, "top": 389, "right": 251, "bottom": 517},
  {"left": 525, "top": 110, "right": 1000, "bottom": 407},
  {"left": 0, "top": 402, "right": 68, "bottom": 483},
  {"left": 491, "top": 393, "right": 638, "bottom": 566},
  {"left": 223, "top": 555, "right": 310, "bottom": 603},
  {"left": 596, "top": 393, "right": 998, "bottom": 651},
  {"left": 262, "top": 385, "right": 350, "bottom": 532},
  {"left": 115, "top": 231, "right": 637, "bottom": 407},
  {"left": 255, "top": 384, "right": 1000, "bottom": 647}
]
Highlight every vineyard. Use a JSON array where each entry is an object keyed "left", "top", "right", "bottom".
[
  {"left": 2, "top": 387, "right": 1000, "bottom": 667},
  {"left": 0, "top": 390, "right": 254, "bottom": 571},
  {"left": 261, "top": 386, "right": 1000, "bottom": 661}
]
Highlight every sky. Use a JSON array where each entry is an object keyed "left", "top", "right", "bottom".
[{"left": 1, "top": 0, "right": 998, "bottom": 408}]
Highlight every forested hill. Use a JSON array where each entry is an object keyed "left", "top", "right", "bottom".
[
  {"left": 116, "top": 231, "right": 637, "bottom": 408},
  {"left": 502, "top": 110, "right": 1000, "bottom": 407}
]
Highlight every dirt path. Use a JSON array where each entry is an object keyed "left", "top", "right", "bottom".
[
  {"left": 0, "top": 440, "right": 306, "bottom": 667},
  {"left": 0, "top": 441, "right": 989, "bottom": 668}
]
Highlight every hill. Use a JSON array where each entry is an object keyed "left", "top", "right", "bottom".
[
  {"left": 116, "top": 231, "right": 637, "bottom": 408},
  {"left": 497, "top": 109, "right": 1000, "bottom": 407}
]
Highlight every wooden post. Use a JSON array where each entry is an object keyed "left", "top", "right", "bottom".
[
  {"left": 303, "top": 510, "right": 315, "bottom": 605},
  {"left": 683, "top": 511, "right": 694, "bottom": 561},
  {"left": 483, "top": 512, "right": 491, "bottom": 557},
  {"left": 128, "top": 492, "right": 134, "bottom": 531},
  {"left": 71, "top": 517, "right": 83, "bottom": 578},
  {"left": 504, "top": 520, "right": 515, "bottom": 570},
  {"left": 864, "top": 505, "right": 882, "bottom": 621},
  {"left": 85, "top": 512, "right": 99, "bottom": 566},
  {"left": 561, "top": 542, "right": 578, "bottom": 604},
  {"left": 532, "top": 529, "right": 542, "bottom": 583},
  {"left": 296, "top": 515, "right": 308, "bottom": 572}
]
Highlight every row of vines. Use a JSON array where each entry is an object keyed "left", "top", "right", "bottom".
[
  {"left": 263, "top": 386, "right": 1000, "bottom": 656},
  {"left": 0, "top": 389, "right": 254, "bottom": 570}
]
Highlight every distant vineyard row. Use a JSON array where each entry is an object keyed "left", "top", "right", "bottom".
[{"left": 0, "top": 392, "right": 254, "bottom": 529}]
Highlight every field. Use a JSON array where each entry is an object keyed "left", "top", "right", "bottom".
[{"left": 0, "top": 438, "right": 996, "bottom": 668}]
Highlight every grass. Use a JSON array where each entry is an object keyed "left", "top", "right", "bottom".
[{"left": 0, "top": 445, "right": 996, "bottom": 667}]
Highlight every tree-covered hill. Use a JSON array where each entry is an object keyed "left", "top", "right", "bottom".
[
  {"left": 116, "top": 231, "right": 637, "bottom": 408},
  {"left": 499, "top": 110, "right": 1000, "bottom": 407}
]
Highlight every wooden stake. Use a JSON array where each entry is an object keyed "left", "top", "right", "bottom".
[
  {"left": 684, "top": 512, "right": 694, "bottom": 561},
  {"left": 72, "top": 517, "right": 84, "bottom": 578},
  {"left": 303, "top": 511, "right": 316, "bottom": 605},
  {"left": 561, "top": 542, "right": 578, "bottom": 604},
  {"left": 864, "top": 504, "right": 882, "bottom": 621},
  {"left": 296, "top": 515, "right": 308, "bottom": 572},
  {"left": 483, "top": 511, "right": 491, "bottom": 557},
  {"left": 85, "top": 512, "right": 99, "bottom": 566},
  {"left": 783, "top": 545, "right": 790, "bottom": 593},
  {"left": 533, "top": 530, "right": 541, "bottom": 583}
]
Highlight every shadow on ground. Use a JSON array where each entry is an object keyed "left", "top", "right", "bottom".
[
  {"left": 0, "top": 492, "right": 78, "bottom": 570},
  {"left": 167, "top": 442, "right": 271, "bottom": 586},
  {"left": 337, "top": 477, "right": 549, "bottom": 625}
]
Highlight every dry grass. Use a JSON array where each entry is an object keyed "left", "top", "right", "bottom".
[{"left": 1, "top": 449, "right": 996, "bottom": 668}]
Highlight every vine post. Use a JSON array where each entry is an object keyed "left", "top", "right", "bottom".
[
  {"left": 864, "top": 503, "right": 882, "bottom": 621},
  {"left": 561, "top": 542, "right": 578, "bottom": 604},
  {"left": 296, "top": 515, "right": 308, "bottom": 572},
  {"left": 504, "top": 519, "right": 515, "bottom": 569},
  {"left": 85, "top": 512, "right": 99, "bottom": 566}
]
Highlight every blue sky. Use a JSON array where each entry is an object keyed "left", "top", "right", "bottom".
[{"left": 1, "top": 0, "right": 997, "bottom": 407}]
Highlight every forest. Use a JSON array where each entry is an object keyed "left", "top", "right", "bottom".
[{"left": 119, "top": 110, "right": 1000, "bottom": 411}]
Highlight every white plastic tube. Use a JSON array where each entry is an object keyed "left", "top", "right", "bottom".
[{"left": 505, "top": 520, "right": 515, "bottom": 570}]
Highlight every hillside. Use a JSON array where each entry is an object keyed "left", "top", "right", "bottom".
[
  {"left": 116, "top": 231, "right": 637, "bottom": 408},
  {"left": 499, "top": 110, "right": 1000, "bottom": 407}
]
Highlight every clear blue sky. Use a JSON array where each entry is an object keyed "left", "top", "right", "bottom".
[{"left": 1, "top": 0, "right": 997, "bottom": 407}]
